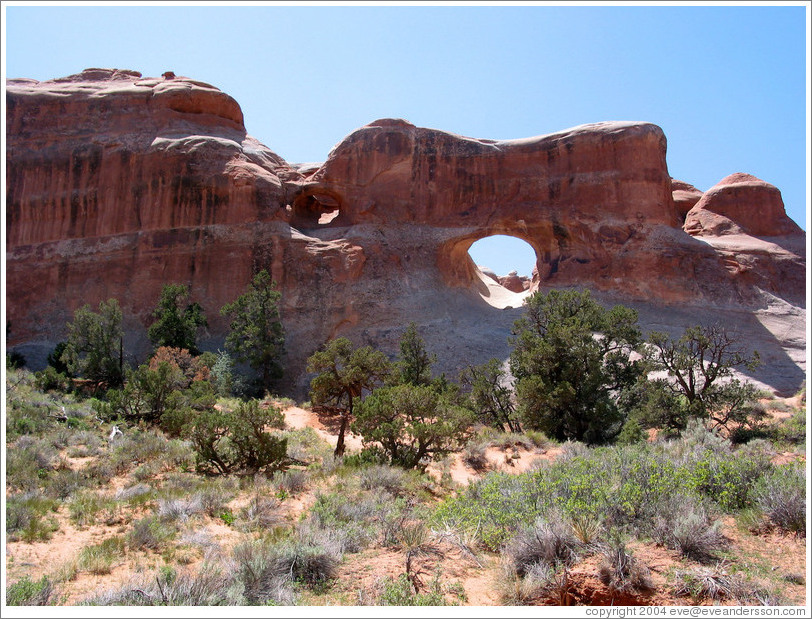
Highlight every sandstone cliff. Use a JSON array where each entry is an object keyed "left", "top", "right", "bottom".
[{"left": 6, "top": 70, "right": 806, "bottom": 396}]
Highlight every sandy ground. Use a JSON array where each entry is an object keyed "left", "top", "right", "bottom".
[
  {"left": 5, "top": 399, "right": 807, "bottom": 606},
  {"left": 284, "top": 405, "right": 365, "bottom": 452}
]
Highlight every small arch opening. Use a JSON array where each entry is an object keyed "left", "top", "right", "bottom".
[
  {"left": 291, "top": 188, "right": 343, "bottom": 228},
  {"left": 468, "top": 235, "right": 538, "bottom": 309}
]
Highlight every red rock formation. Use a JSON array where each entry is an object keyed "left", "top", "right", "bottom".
[
  {"left": 498, "top": 271, "right": 530, "bottom": 293},
  {"left": 6, "top": 68, "right": 297, "bottom": 247},
  {"left": 671, "top": 178, "right": 704, "bottom": 220},
  {"left": 5, "top": 70, "right": 806, "bottom": 395},
  {"left": 298, "top": 118, "right": 679, "bottom": 228},
  {"left": 684, "top": 173, "right": 803, "bottom": 238}
]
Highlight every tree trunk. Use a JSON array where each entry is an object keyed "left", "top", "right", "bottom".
[{"left": 334, "top": 411, "right": 348, "bottom": 457}]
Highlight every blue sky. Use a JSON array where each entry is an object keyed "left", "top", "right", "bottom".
[{"left": 3, "top": 3, "right": 808, "bottom": 276}]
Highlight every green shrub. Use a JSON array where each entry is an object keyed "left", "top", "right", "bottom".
[
  {"left": 6, "top": 493, "right": 60, "bottom": 542},
  {"left": 433, "top": 438, "right": 774, "bottom": 558},
  {"left": 609, "top": 447, "right": 684, "bottom": 525},
  {"left": 190, "top": 400, "right": 287, "bottom": 475},
  {"left": 77, "top": 536, "right": 126, "bottom": 575},
  {"left": 6, "top": 575, "right": 53, "bottom": 606},
  {"left": 17, "top": 409, "right": 45, "bottom": 434},
  {"left": 432, "top": 472, "right": 545, "bottom": 551},
  {"left": 34, "top": 366, "right": 70, "bottom": 392},
  {"left": 685, "top": 451, "right": 770, "bottom": 511},
  {"left": 378, "top": 572, "right": 455, "bottom": 606},
  {"left": 753, "top": 464, "right": 806, "bottom": 535}
]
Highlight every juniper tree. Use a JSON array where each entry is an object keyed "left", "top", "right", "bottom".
[
  {"left": 510, "top": 289, "right": 643, "bottom": 444},
  {"left": 306, "top": 337, "right": 391, "bottom": 457},
  {"left": 352, "top": 383, "right": 474, "bottom": 469},
  {"left": 61, "top": 299, "right": 125, "bottom": 388},
  {"left": 396, "top": 322, "right": 436, "bottom": 386},
  {"left": 220, "top": 270, "right": 285, "bottom": 391},
  {"left": 460, "top": 358, "right": 522, "bottom": 433},
  {"left": 644, "top": 324, "right": 762, "bottom": 432},
  {"left": 147, "top": 284, "right": 207, "bottom": 354}
]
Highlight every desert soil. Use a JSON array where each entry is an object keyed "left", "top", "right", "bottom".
[{"left": 5, "top": 401, "right": 807, "bottom": 607}]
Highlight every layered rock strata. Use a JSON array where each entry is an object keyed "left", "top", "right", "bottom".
[{"left": 6, "top": 69, "right": 806, "bottom": 395}]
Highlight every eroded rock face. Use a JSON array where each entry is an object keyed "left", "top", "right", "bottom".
[
  {"left": 6, "top": 68, "right": 296, "bottom": 247},
  {"left": 5, "top": 70, "right": 806, "bottom": 396}
]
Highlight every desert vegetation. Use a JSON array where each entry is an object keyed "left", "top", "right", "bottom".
[{"left": 5, "top": 286, "right": 806, "bottom": 607}]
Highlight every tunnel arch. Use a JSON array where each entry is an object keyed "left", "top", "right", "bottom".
[
  {"left": 438, "top": 228, "right": 543, "bottom": 309},
  {"left": 437, "top": 219, "right": 596, "bottom": 309},
  {"left": 466, "top": 235, "right": 537, "bottom": 308},
  {"left": 469, "top": 235, "right": 537, "bottom": 279}
]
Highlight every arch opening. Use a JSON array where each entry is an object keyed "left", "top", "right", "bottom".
[
  {"left": 467, "top": 235, "right": 538, "bottom": 309},
  {"left": 290, "top": 188, "right": 343, "bottom": 228}
]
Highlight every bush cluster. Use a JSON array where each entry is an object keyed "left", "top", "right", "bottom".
[{"left": 432, "top": 427, "right": 805, "bottom": 552}]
